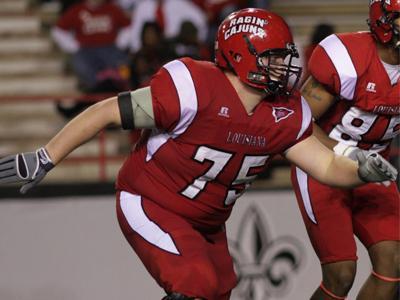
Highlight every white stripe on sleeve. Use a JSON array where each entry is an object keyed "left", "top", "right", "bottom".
[
  {"left": 164, "top": 60, "right": 198, "bottom": 137},
  {"left": 319, "top": 35, "right": 357, "bottom": 100},
  {"left": 146, "top": 60, "right": 198, "bottom": 161},
  {"left": 297, "top": 96, "right": 312, "bottom": 140}
]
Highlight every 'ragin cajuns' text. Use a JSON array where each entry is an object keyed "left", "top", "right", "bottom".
[{"left": 224, "top": 16, "right": 267, "bottom": 40}]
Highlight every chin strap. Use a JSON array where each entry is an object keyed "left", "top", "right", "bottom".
[{"left": 372, "top": 270, "right": 400, "bottom": 282}]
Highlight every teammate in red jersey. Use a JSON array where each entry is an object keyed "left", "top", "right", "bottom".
[
  {"left": 291, "top": 1, "right": 400, "bottom": 299},
  {"left": 0, "top": 8, "right": 397, "bottom": 300}
]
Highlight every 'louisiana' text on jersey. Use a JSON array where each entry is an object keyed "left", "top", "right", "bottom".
[{"left": 226, "top": 131, "right": 266, "bottom": 147}]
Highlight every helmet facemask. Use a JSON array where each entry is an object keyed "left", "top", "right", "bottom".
[
  {"left": 384, "top": 9, "right": 400, "bottom": 48},
  {"left": 368, "top": 0, "right": 400, "bottom": 49},
  {"left": 244, "top": 36, "right": 302, "bottom": 96}
]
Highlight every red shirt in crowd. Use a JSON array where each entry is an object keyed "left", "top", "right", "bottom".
[{"left": 56, "top": 1, "right": 130, "bottom": 47}]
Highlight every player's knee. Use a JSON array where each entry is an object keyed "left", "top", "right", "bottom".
[
  {"left": 391, "top": 247, "right": 400, "bottom": 276},
  {"left": 332, "top": 271, "right": 355, "bottom": 292},
  {"left": 324, "top": 263, "right": 356, "bottom": 291},
  {"left": 386, "top": 248, "right": 400, "bottom": 275},
  {"left": 395, "top": 252, "right": 400, "bottom": 276},
  {"left": 371, "top": 242, "right": 400, "bottom": 276}
]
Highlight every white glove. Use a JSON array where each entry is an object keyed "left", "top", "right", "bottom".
[
  {"left": 356, "top": 151, "right": 398, "bottom": 183},
  {"left": 0, "top": 147, "right": 54, "bottom": 194},
  {"left": 334, "top": 143, "right": 394, "bottom": 186}
]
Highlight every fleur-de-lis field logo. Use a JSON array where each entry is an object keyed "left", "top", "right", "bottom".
[{"left": 229, "top": 206, "right": 304, "bottom": 300}]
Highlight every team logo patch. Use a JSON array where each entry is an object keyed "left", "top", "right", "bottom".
[{"left": 272, "top": 107, "right": 294, "bottom": 123}]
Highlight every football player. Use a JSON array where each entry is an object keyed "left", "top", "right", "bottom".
[
  {"left": 0, "top": 8, "right": 397, "bottom": 300},
  {"left": 291, "top": 1, "right": 400, "bottom": 299}
]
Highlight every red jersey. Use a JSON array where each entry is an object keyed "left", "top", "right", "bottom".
[
  {"left": 117, "top": 58, "right": 312, "bottom": 228},
  {"left": 309, "top": 32, "right": 400, "bottom": 157},
  {"left": 56, "top": 2, "right": 130, "bottom": 47}
]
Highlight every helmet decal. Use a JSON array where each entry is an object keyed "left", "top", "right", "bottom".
[{"left": 224, "top": 16, "right": 268, "bottom": 40}]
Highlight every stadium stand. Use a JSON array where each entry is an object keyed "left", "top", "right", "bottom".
[{"left": 0, "top": 0, "right": 130, "bottom": 186}]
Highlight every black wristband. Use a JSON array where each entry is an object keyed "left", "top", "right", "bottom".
[{"left": 118, "top": 91, "right": 135, "bottom": 130}]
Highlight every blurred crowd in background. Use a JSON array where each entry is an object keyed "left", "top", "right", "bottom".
[
  {"left": 38, "top": 0, "right": 341, "bottom": 122},
  {"left": 0, "top": 0, "right": 398, "bottom": 187},
  {"left": 41, "top": 0, "right": 270, "bottom": 97}
]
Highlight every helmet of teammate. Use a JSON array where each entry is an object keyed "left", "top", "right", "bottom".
[
  {"left": 368, "top": 0, "right": 400, "bottom": 47},
  {"left": 214, "top": 8, "right": 301, "bottom": 96}
]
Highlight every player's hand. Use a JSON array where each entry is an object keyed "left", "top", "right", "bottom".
[
  {"left": 333, "top": 143, "right": 393, "bottom": 186},
  {"left": 356, "top": 151, "right": 398, "bottom": 183},
  {"left": 0, "top": 147, "right": 54, "bottom": 194}
]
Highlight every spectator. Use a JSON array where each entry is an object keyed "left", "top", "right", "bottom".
[
  {"left": 247, "top": 0, "right": 269, "bottom": 9},
  {"left": 60, "top": 0, "right": 81, "bottom": 13},
  {"left": 168, "top": 21, "right": 208, "bottom": 60},
  {"left": 192, "top": 0, "right": 268, "bottom": 22},
  {"left": 192, "top": 0, "right": 240, "bottom": 23},
  {"left": 128, "top": 0, "right": 207, "bottom": 53},
  {"left": 51, "top": 0, "right": 131, "bottom": 91},
  {"left": 116, "top": 0, "right": 145, "bottom": 12},
  {"left": 130, "top": 22, "right": 174, "bottom": 88},
  {"left": 39, "top": 0, "right": 81, "bottom": 13},
  {"left": 192, "top": 0, "right": 243, "bottom": 61}
]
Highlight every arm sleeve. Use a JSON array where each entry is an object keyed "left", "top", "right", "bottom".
[
  {"left": 308, "top": 44, "right": 341, "bottom": 96},
  {"left": 150, "top": 67, "right": 181, "bottom": 132},
  {"left": 309, "top": 34, "right": 359, "bottom": 100},
  {"left": 117, "top": 87, "right": 155, "bottom": 130}
]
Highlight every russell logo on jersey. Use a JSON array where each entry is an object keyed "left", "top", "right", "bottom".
[
  {"left": 366, "top": 82, "right": 377, "bottom": 93},
  {"left": 218, "top": 106, "right": 230, "bottom": 118}
]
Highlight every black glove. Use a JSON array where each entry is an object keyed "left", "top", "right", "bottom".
[
  {"left": 0, "top": 147, "right": 54, "bottom": 194},
  {"left": 356, "top": 151, "right": 398, "bottom": 183}
]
